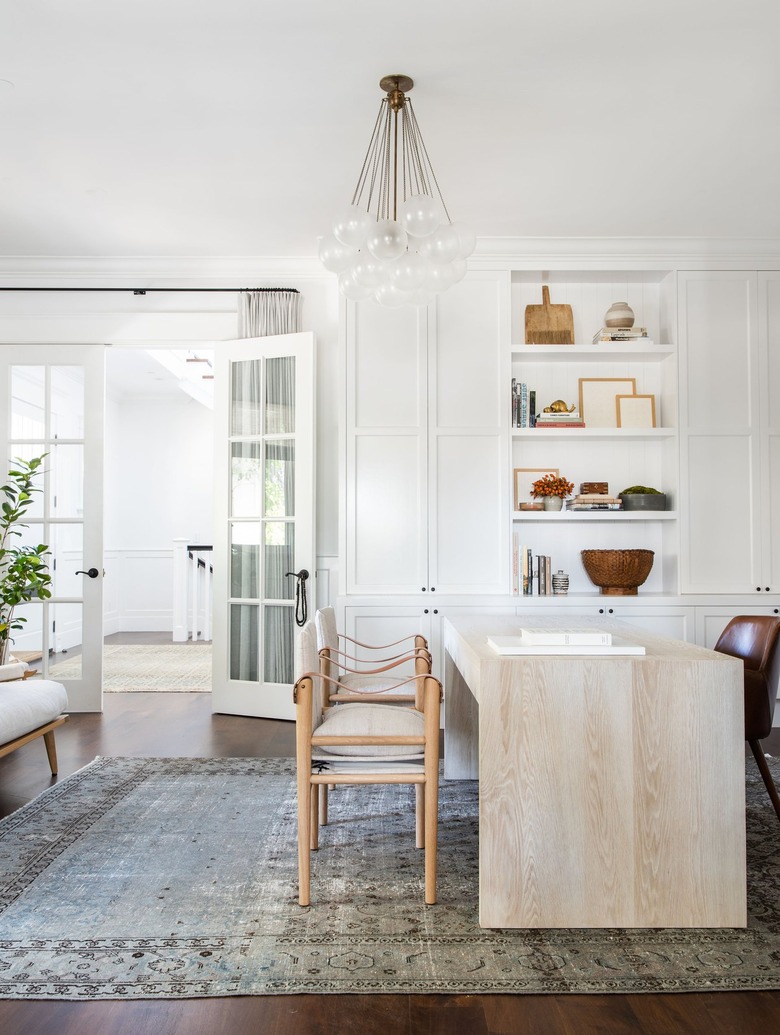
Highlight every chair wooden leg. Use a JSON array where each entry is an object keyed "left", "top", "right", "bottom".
[
  {"left": 415, "top": 784, "right": 424, "bottom": 849},
  {"left": 42, "top": 729, "right": 59, "bottom": 775},
  {"left": 749, "top": 739, "right": 780, "bottom": 822},
  {"left": 310, "top": 783, "right": 320, "bottom": 850},
  {"left": 320, "top": 783, "right": 328, "bottom": 826},
  {"left": 297, "top": 780, "right": 311, "bottom": 907}
]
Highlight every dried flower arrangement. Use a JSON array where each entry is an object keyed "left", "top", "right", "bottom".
[{"left": 531, "top": 473, "right": 574, "bottom": 499}]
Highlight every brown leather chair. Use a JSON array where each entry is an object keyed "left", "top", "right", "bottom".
[{"left": 714, "top": 616, "right": 780, "bottom": 821}]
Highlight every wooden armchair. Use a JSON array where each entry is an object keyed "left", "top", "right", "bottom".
[
  {"left": 314, "top": 606, "right": 431, "bottom": 691},
  {"left": 293, "top": 621, "right": 442, "bottom": 906}
]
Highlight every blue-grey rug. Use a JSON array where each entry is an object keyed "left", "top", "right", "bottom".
[{"left": 0, "top": 755, "right": 778, "bottom": 999}]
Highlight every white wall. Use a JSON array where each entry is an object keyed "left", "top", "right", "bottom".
[{"left": 104, "top": 386, "right": 213, "bottom": 632}]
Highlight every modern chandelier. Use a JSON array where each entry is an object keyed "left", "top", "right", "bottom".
[{"left": 319, "top": 74, "right": 475, "bottom": 307}]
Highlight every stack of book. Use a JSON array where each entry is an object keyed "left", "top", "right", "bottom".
[
  {"left": 511, "top": 536, "right": 555, "bottom": 595},
  {"left": 534, "top": 410, "right": 585, "bottom": 429},
  {"left": 566, "top": 493, "right": 622, "bottom": 511},
  {"left": 511, "top": 379, "right": 537, "bottom": 427},
  {"left": 592, "top": 326, "right": 653, "bottom": 344}
]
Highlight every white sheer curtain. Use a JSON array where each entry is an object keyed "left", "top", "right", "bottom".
[{"left": 238, "top": 289, "right": 302, "bottom": 337}]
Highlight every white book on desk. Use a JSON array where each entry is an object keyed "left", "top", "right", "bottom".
[
  {"left": 487, "top": 634, "right": 645, "bottom": 656},
  {"left": 519, "top": 627, "right": 612, "bottom": 645}
]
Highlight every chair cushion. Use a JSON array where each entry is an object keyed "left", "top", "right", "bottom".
[
  {"left": 313, "top": 702, "right": 425, "bottom": 758},
  {"left": 0, "top": 679, "right": 68, "bottom": 746}
]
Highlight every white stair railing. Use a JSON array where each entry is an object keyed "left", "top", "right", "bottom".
[{"left": 172, "top": 538, "right": 213, "bottom": 642}]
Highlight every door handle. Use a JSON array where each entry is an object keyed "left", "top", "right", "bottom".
[
  {"left": 75, "top": 567, "right": 101, "bottom": 578},
  {"left": 285, "top": 569, "right": 310, "bottom": 627}
]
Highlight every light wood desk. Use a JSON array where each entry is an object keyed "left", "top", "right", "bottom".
[{"left": 442, "top": 616, "right": 746, "bottom": 929}]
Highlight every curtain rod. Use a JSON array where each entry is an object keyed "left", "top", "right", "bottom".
[{"left": 0, "top": 287, "right": 300, "bottom": 295}]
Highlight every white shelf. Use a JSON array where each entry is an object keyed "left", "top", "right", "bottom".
[
  {"left": 511, "top": 343, "right": 675, "bottom": 362},
  {"left": 513, "top": 511, "right": 677, "bottom": 522},
  {"left": 512, "top": 427, "right": 677, "bottom": 440}
]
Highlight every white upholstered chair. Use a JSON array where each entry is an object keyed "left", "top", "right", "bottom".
[{"left": 293, "top": 621, "right": 442, "bottom": 906}]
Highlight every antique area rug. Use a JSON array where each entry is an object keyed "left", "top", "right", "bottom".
[
  {"left": 48, "top": 644, "right": 212, "bottom": 692},
  {"left": 0, "top": 755, "right": 778, "bottom": 1000}
]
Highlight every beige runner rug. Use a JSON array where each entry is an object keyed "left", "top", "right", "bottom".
[{"left": 48, "top": 643, "right": 211, "bottom": 692}]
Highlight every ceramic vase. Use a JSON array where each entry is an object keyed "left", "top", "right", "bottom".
[
  {"left": 543, "top": 496, "right": 563, "bottom": 511},
  {"left": 604, "top": 301, "right": 635, "bottom": 328},
  {"left": 552, "top": 570, "right": 569, "bottom": 595}
]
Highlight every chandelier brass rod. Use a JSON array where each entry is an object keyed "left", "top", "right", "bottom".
[
  {"left": 351, "top": 99, "right": 385, "bottom": 208},
  {"left": 407, "top": 99, "right": 451, "bottom": 223}
]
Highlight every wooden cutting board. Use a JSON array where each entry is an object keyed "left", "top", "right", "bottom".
[{"left": 524, "top": 286, "right": 574, "bottom": 344}]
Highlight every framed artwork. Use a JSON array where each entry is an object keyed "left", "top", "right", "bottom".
[
  {"left": 616, "top": 393, "right": 656, "bottom": 428},
  {"left": 578, "top": 378, "right": 637, "bottom": 428},
  {"left": 514, "top": 467, "right": 558, "bottom": 511}
]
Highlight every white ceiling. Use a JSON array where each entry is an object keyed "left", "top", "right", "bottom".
[{"left": 2, "top": 0, "right": 779, "bottom": 261}]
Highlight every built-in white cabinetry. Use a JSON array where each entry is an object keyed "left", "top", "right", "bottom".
[
  {"left": 343, "top": 272, "right": 508, "bottom": 596},
  {"left": 509, "top": 270, "right": 679, "bottom": 596},
  {"left": 679, "top": 271, "right": 780, "bottom": 594}
]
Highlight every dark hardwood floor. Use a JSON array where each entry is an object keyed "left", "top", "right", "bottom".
[{"left": 1, "top": 691, "right": 779, "bottom": 1034}]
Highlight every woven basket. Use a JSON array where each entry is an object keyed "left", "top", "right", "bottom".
[{"left": 580, "top": 549, "right": 655, "bottom": 595}]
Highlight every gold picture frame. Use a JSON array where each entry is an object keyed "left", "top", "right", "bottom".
[
  {"left": 514, "top": 467, "right": 558, "bottom": 511},
  {"left": 616, "top": 393, "right": 656, "bottom": 428},
  {"left": 578, "top": 377, "right": 637, "bottom": 428}
]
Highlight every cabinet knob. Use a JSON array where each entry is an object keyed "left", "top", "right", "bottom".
[
  {"left": 433, "top": 609, "right": 438, "bottom": 615},
  {"left": 757, "top": 587, "right": 762, "bottom": 592},
  {"left": 767, "top": 587, "right": 771, "bottom": 592},
  {"left": 430, "top": 586, "right": 436, "bottom": 592},
  {"left": 424, "top": 609, "right": 429, "bottom": 614},
  {"left": 421, "top": 587, "right": 426, "bottom": 592},
  {"left": 599, "top": 608, "right": 605, "bottom": 614}
]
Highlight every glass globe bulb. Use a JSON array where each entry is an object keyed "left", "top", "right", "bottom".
[
  {"left": 332, "top": 205, "right": 372, "bottom": 248},
  {"left": 366, "top": 219, "right": 408, "bottom": 261},
  {"left": 389, "top": 250, "right": 429, "bottom": 292},
  {"left": 418, "top": 223, "right": 460, "bottom": 265},
  {"left": 374, "top": 281, "right": 410, "bottom": 308},
  {"left": 338, "top": 268, "right": 373, "bottom": 301},
  {"left": 351, "top": 253, "right": 384, "bottom": 289},
  {"left": 451, "top": 222, "right": 476, "bottom": 259},
  {"left": 399, "top": 194, "right": 444, "bottom": 238},
  {"left": 450, "top": 258, "right": 468, "bottom": 284},
  {"left": 423, "top": 262, "right": 458, "bottom": 294},
  {"left": 318, "top": 234, "right": 355, "bottom": 274}
]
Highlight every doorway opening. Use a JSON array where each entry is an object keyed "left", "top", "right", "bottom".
[{"left": 101, "top": 346, "right": 214, "bottom": 692}]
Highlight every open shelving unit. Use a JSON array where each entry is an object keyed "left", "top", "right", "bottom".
[{"left": 509, "top": 269, "right": 679, "bottom": 596}]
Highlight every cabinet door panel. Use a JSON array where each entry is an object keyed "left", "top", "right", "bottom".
[
  {"left": 434, "top": 276, "right": 502, "bottom": 428},
  {"left": 353, "top": 303, "right": 424, "bottom": 428},
  {"left": 432, "top": 433, "right": 507, "bottom": 594},
  {"left": 679, "top": 273, "right": 754, "bottom": 431},
  {"left": 348, "top": 434, "right": 426, "bottom": 592},
  {"left": 683, "top": 435, "right": 756, "bottom": 592}
]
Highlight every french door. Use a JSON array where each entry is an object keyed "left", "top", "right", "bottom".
[
  {"left": 0, "top": 345, "right": 104, "bottom": 711},
  {"left": 211, "top": 333, "right": 315, "bottom": 719}
]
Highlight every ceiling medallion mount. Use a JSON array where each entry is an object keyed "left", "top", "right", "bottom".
[{"left": 318, "top": 73, "right": 475, "bottom": 308}]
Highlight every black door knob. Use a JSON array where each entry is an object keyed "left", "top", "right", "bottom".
[{"left": 76, "top": 567, "right": 100, "bottom": 578}]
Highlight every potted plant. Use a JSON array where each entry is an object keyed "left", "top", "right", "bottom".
[
  {"left": 0, "top": 455, "right": 52, "bottom": 675},
  {"left": 618, "top": 484, "right": 667, "bottom": 512},
  {"left": 531, "top": 472, "right": 574, "bottom": 512}
]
